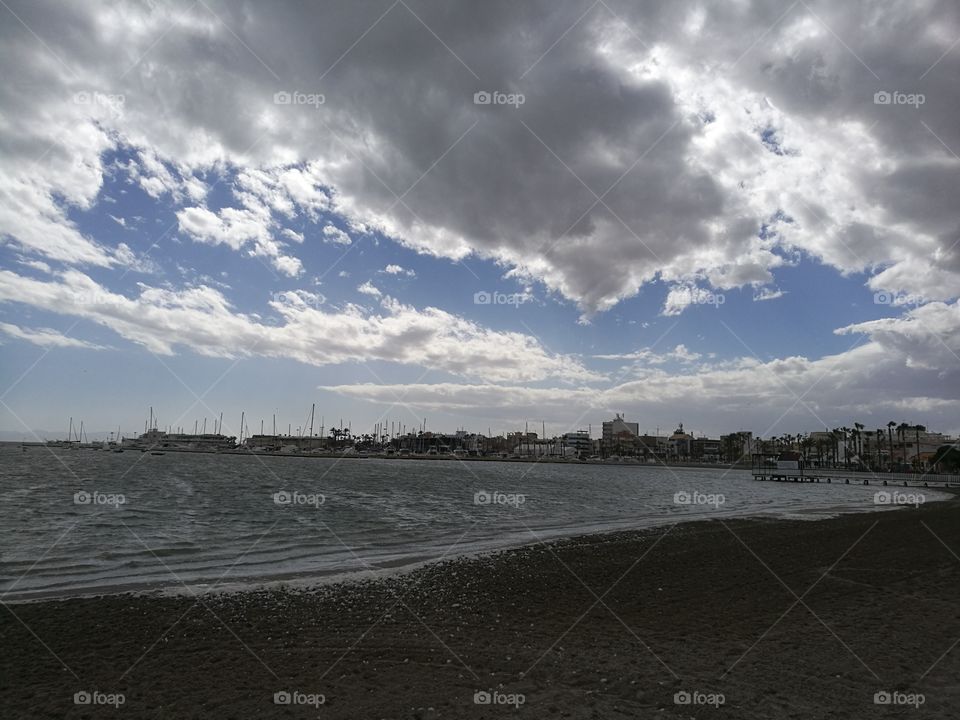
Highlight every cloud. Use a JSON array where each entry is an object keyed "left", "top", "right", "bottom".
[
  {"left": 662, "top": 284, "right": 726, "bottom": 316},
  {"left": 1, "top": 0, "right": 957, "bottom": 316},
  {"left": 382, "top": 264, "right": 415, "bottom": 277},
  {"left": 0, "top": 269, "right": 603, "bottom": 384},
  {"left": 594, "top": 343, "right": 701, "bottom": 364},
  {"left": 357, "top": 281, "right": 381, "bottom": 297},
  {"left": 322, "top": 225, "right": 352, "bottom": 246},
  {"left": 325, "top": 301, "right": 960, "bottom": 433},
  {"left": 176, "top": 204, "right": 303, "bottom": 277},
  {"left": 0, "top": 322, "right": 104, "bottom": 350},
  {"left": 753, "top": 287, "right": 786, "bottom": 302}
]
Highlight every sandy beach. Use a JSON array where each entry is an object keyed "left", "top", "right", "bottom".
[{"left": 2, "top": 497, "right": 958, "bottom": 719}]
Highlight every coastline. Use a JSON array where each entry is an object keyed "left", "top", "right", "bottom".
[{"left": 3, "top": 498, "right": 959, "bottom": 718}]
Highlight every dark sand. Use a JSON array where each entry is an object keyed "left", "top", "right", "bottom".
[{"left": 2, "top": 498, "right": 959, "bottom": 719}]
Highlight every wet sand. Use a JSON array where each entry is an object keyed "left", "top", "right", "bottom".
[{"left": 2, "top": 498, "right": 959, "bottom": 718}]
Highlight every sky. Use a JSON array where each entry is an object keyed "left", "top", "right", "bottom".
[{"left": 0, "top": 0, "right": 958, "bottom": 441}]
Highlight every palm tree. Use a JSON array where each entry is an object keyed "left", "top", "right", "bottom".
[
  {"left": 914, "top": 424, "right": 926, "bottom": 470},
  {"left": 876, "top": 428, "right": 885, "bottom": 470},
  {"left": 853, "top": 422, "right": 864, "bottom": 465},
  {"left": 897, "top": 422, "right": 910, "bottom": 469},
  {"left": 887, "top": 421, "right": 896, "bottom": 470}
]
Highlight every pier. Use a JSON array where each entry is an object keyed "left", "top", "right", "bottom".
[{"left": 751, "top": 455, "right": 960, "bottom": 488}]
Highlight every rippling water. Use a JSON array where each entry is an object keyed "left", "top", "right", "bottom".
[{"left": 0, "top": 446, "right": 934, "bottom": 601}]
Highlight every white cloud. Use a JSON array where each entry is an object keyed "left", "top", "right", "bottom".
[
  {"left": 325, "top": 301, "right": 960, "bottom": 432},
  {"left": 0, "top": 322, "right": 104, "bottom": 350},
  {"left": 754, "top": 287, "right": 786, "bottom": 302},
  {"left": 176, "top": 205, "right": 303, "bottom": 277},
  {"left": 662, "top": 284, "right": 726, "bottom": 316},
  {"left": 382, "top": 264, "right": 415, "bottom": 276},
  {"left": 281, "top": 228, "right": 304, "bottom": 244},
  {"left": 357, "top": 281, "right": 381, "bottom": 297},
  {"left": 594, "top": 344, "right": 701, "bottom": 364},
  {"left": 0, "top": 269, "right": 603, "bottom": 384},
  {"left": 322, "top": 225, "right": 352, "bottom": 246},
  {"left": 2, "top": 1, "right": 957, "bottom": 315}
]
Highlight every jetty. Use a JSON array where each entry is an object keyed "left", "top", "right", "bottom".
[{"left": 751, "top": 453, "right": 960, "bottom": 488}]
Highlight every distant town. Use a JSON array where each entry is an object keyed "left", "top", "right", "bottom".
[{"left": 38, "top": 408, "right": 960, "bottom": 473}]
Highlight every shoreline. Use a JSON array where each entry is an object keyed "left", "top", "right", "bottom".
[
  {"left": 3, "top": 498, "right": 959, "bottom": 718},
  {"left": 7, "top": 490, "right": 951, "bottom": 606}
]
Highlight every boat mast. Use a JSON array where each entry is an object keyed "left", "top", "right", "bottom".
[{"left": 309, "top": 403, "right": 315, "bottom": 438}]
